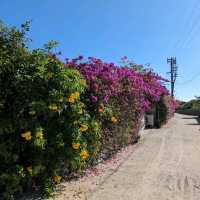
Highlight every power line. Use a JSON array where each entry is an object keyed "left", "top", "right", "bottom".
[
  {"left": 172, "top": 0, "right": 200, "bottom": 53},
  {"left": 176, "top": 72, "right": 200, "bottom": 85},
  {"left": 180, "top": 9, "right": 200, "bottom": 49},
  {"left": 182, "top": 21, "right": 200, "bottom": 49},
  {"left": 173, "top": 0, "right": 199, "bottom": 49}
]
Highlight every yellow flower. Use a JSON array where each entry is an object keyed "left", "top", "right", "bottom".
[
  {"left": 29, "top": 110, "right": 36, "bottom": 115},
  {"left": 80, "top": 149, "right": 89, "bottom": 159},
  {"left": 68, "top": 96, "right": 75, "bottom": 103},
  {"left": 73, "top": 91, "right": 80, "bottom": 99},
  {"left": 53, "top": 175, "right": 61, "bottom": 184},
  {"left": 79, "top": 124, "right": 88, "bottom": 132},
  {"left": 68, "top": 92, "right": 80, "bottom": 103},
  {"left": 48, "top": 104, "right": 58, "bottom": 111},
  {"left": 36, "top": 131, "right": 43, "bottom": 140},
  {"left": 72, "top": 142, "right": 80, "bottom": 150},
  {"left": 21, "top": 131, "right": 32, "bottom": 141},
  {"left": 27, "top": 166, "right": 33, "bottom": 175},
  {"left": 111, "top": 116, "right": 117, "bottom": 124}
]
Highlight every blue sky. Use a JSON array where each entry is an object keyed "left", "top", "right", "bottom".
[{"left": 1, "top": 0, "right": 200, "bottom": 101}]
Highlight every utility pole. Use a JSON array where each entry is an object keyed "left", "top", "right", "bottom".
[{"left": 167, "top": 57, "right": 178, "bottom": 98}]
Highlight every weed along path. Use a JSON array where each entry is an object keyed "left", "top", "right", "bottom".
[{"left": 53, "top": 114, "right": 200, "bottom": 200}]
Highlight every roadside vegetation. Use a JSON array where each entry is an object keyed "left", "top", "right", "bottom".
[
  {"left": 0, "top": 21, "right": 176, "bottom": 200},
  {"left": 176, "top": 97, "right": 200, "bottom": 115}
]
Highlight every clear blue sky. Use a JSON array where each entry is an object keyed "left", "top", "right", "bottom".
[{"left": 1, "top": 0, "right": 200, "bottom": 101}]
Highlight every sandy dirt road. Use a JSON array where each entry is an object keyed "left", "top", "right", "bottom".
[{"left": 53, "top": 114, "right": 200, "bottom": 200}]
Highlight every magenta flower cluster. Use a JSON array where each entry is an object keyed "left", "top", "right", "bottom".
[{"left": 65, "top": 56, "right": 174, "bottom": 114}]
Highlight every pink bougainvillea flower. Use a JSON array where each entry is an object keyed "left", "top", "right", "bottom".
[{"left": 91, "top": 95, "right": 98, "bottom": 102}]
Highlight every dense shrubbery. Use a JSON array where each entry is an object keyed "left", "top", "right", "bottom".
[
  {"left": 176, "top": 97, "right": 200, "bottom": 115},
  {"left": 65, "top": 57, "right": 171, "bottom": 156},
  {"left": 180, "top": 97, "right": 200, "bottom": 111},
  {"left": 0, "top": 22, "right": 176, "bottom": 199},
  {"left": 154, "top": 95, "right": 177, "bottom": 127},
  {"left": 0, "top": 22, "right": 101, "bottom": 199}
]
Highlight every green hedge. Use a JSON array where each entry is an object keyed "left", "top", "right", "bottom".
[
  {"left": 154, "top": 96, "right": 175, "bottom": 127},
  {"left": 0, "top": 22, "right": 101, "bottom": 199}
]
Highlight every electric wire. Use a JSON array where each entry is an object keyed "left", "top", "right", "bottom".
[
  {"left": 176, "top": 72, "right": 200, "bottom": 85},
  {"left": 171, "top": 0, "right": 200, "bottom": 53}
]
